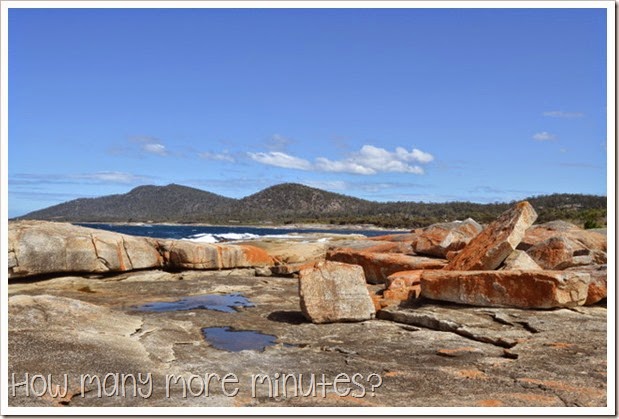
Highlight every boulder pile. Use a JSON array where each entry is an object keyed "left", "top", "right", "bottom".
[{"left": 313, "top": 201, "right": 607, "bottom": 317}]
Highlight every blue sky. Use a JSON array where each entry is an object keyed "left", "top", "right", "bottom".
[{"left": 7, "top": 6, "right": 609, "bottom": 218}]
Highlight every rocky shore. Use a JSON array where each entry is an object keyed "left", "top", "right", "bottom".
[{"left": 7, "top": 202, "right": 608, "bottom": 408}]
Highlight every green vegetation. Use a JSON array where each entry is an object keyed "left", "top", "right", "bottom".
[{"left": 16, "top": 183, "right": 607, "bottom": 229}]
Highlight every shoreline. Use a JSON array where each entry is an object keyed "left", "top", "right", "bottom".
[{"left": 72, "top": 221, "right": 411, "bottom": 232}]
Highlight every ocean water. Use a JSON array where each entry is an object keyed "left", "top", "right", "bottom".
[{"left": 76, "top": 223, "right": 404, "bottom": 243}]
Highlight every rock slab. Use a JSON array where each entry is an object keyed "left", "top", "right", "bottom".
[
  {"left": 327, "top": 249, "right": 446, "bottom": 284},
  {"left": 446, "top": 202, "right": 538, "bottom": 271},
  {"left": 298, "top": 261, "right": 376, "bottom": 323},
  {"left": 420, "top": 270, "right": 589, "bottom": 308}
]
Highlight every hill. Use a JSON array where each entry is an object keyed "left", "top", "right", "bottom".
[
  {"left": 15, "top": 183, "right": 607, "bottom": 228},
  {"left": 18, "top": 184, "right": 237, "bottom": 223},
  {"left": 238, "top": 183, "right": 376, "bottom": 220}
]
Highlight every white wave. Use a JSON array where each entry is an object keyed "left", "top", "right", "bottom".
[
  {"left": 262, "top": 234, "right": 300, "bottom": 239},
  {"left": 183, "top": 234, "right": 219, "bottom": 244},
  {"left": 182, "top": 232, "right": 262, "bottom": 243},
  {"left": 218, "top": 233, "right": 261, "bottom": 241}
]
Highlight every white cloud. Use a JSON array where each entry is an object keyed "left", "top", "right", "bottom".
[
  {"left": 315, "top": 157, "right": 377, "bottom": 174},
  {"left": 532, "top": 131, "right": 557, "bottom": 141},
  {"left": 316, "top": 145, "right": 430, "bottom": 175},
  {"left": 249, "top": 145, "right": 433, "bottom": 175},
  {"left": 199, "top": 151, "right": 235, "bottom": 162},
  {"left": 395, "top": 147, "right": 434, "bottom": 163},
  {"left": 543, "top": 111, "right": 584, "bottom": 118},
  {"left": 129, "top": 136, "right": 169, "bottom": 156},
  {"left": 247, "top": 151, "right": 313, "bottom": 170},
  {"left": 142, "top": 143, "right": 168, "bottom": 156},
  {"left": 72, "top": 171, "right": 150, "bottom": 184}
]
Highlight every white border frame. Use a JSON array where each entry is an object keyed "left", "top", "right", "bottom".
[{"left": 1, "top": 1, "right": 615, "bottom": 416}]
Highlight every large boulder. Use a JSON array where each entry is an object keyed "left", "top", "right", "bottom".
[
  {"left": 298, "top": 261, "right": 376, "bottom": 323},
  {"left": 412, "top": 218, "right": 482, "bottom": 258},
  {"left": 9, "top": 221, "right": 163, "bottom": 279},
  {"left": 327, "top": 249, "right": 446, "bottom": 284},
  {"left": 526, "top": 236, "right": 606, "bottom": 270},
  {"left": 420, "top": 270, "right": 590, "bottom": 309},
  {"left": 519, "top": 221, "right": 606, "bottom": 252},
  {"left": 446, "top": 202, "right": 538, "bottom": 271}
]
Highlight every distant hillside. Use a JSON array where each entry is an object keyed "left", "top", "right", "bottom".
[
  {"left": 19, "top": 184, "right": 237, "bottom": 223},
  {"left": 16, "top": 183, "right": 607, "bottom": 228},
  {"left": 238, "top": 183, "right": 376, "bottom": 220}
]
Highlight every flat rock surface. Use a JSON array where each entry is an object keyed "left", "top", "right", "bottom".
[{"left": 7, "top": 270, "right": 607, "bottom": 408}]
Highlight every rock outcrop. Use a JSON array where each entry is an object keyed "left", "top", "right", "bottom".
[
  {"left": 446, "top": 202, "right": 538, "bottom": 271},
  {"left": 8, "top": 221, "right": 273, "bottom": 279},
  {"left": 365, "top": 202, "right": 606, "bottom": 308},
  {"left": 5, "top": 201, "right": 609, "bottom": 408},
  {"left": 412, "top": 218, "right": 482, "bottom": 258},
  {"left": 298, "top": 261, "right": 376, "bottom": 323},
  {"left": 9, "top": 221, "right": 164, "bottom": 278}
]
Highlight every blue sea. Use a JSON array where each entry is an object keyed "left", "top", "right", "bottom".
[{"left": 76, "top": 223, "right": 405, "bottom": 243}]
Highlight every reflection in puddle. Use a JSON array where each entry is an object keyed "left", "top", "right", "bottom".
[
  {"left": 202, "top": 327, "right": 277, "bottom": 352},
  {"left": 133, "top": 294, "right": 254, "bottom": 313}
]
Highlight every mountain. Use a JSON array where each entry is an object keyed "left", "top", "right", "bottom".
[
  {"left": 238, "top": 183, "right": 376, "bottom": 219},
  {"left": 18, "top": 184, "right": 237, "bottom": 223},
  {"left": 15, "top": 183, "right": 607, "bottom": 228}
]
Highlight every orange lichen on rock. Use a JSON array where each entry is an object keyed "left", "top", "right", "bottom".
[
  {"left": 420, "top": 270, "right": 589, "bottom": 308},
  {"left": 446, "top": 201, "right": 538, "bottom": 271}
]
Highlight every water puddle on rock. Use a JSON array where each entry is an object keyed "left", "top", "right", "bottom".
[
  {"left": 133, "top": 294, "right": 254, "bottom": 313},
  {"left": 201, "top": 327, "right": 277, "bottom": 352}
]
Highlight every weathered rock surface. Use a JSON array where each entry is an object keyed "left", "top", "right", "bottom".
[
  {"left": 368, "top": 233, "right": 419, "bottom": 243},
  {"left": 566, "top": 264, "right": 607, "bottom": 305},
  {"left": 383, "top": 270, "right": 422, "bottom": 302},
  {"left": 446, "top": 202, "right": 538, "bottom": 271},
  {"left": 328, "top": 239, "right": 413, "bottom": 255},
  {"left": 526, "top": 236, "right": 606, "bottom": 270},
  {"left": 8, "top": 221, "right": 164, "bottom": 278},
  {"left": 298, "top": 261, "right": 376, "bottom": 324},
  {"left": 519, "top": 220, "right": 607, "bottom": 252},
  {"left": 500, "top": 250, "right": 541, "bottom": 270},
  {"left": 420, "top": 270, "right": 589, "bottom": 308},
  {"left": 327, "top": 249, "right": 446, "bottom": 284},
  {"left": 8, "top": 221, "right": 274, "bottom": 279},
  {"left": 412, "top": 218, "right": 482, "bottom": 258},
  {"left": 238, "top": 240, "right": 327, "bottom": 264},
  {"left": 7, "top": 271, "right": 607, "bottom": 408},
  {"left": 159, "top": 240, "right": 273, "bottom": 270}
]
